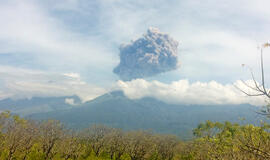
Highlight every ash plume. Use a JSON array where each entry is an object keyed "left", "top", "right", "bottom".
[{"left": 113, "top": 27, "right": 179, "bottom": 81}]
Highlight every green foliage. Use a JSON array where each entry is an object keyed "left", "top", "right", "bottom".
[
  {"left": 0, "top": 113, "right": 180, "bottom": 160},
  {"left": 185, "top": 121, "right": 270, "bottom": 159},
  {"left": 1, "top": 112, "right": 270, "bottom": 160}
]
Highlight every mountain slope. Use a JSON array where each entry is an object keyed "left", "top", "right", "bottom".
[
  {"left": 28, "top": 91, "right": 264, "bottom": 139},
  {"left": 0, "top": 96, "right": 81, "bottom": 116}
]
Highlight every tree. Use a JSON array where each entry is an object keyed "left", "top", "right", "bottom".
[
  {"left": 104, "top": 128, "right": 127, "bottom": 160},
  {"left": 125, "top": 131, "right": 154, "bottom": 160},
  {"left": 154, "top": 134, "right": 179, "bottom": 160},
  {"left": 80, "top": 125, "right": 113, "bottom": 157},
  {"left": 0, "top": 111, "right": 11, "bottom": 154},
  {"left": 39, "top": 120, "right": 64, "bottom": 160},
  {"left": 236, "top": 43, "right": 270, "bottom": 116},
  {"left": 59, "top": 131, "right": 83, "bottom": 160}
]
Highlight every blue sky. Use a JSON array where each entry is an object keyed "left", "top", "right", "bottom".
[{"left": 0, "top": 0, "right": 269, "bottom": 105}]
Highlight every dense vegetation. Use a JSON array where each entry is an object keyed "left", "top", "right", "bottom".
[{"left": 1, "top": 111, "right": 270, "bottom": 160}]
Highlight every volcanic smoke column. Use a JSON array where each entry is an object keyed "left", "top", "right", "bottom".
[{"left": 113, "top": 27, "right": 179, "bottom": 81}]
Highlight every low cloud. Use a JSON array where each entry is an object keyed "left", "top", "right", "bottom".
[
  {"left": 0, "top": 65, "right": 267, "bottom": 106},
  {"left": 113, "top": 27, "right": 179, "bottom": 81},
  {"left": 116, "top": 79, "right": 267, "bottom": 106},
  {"left": 0, "top": 66, "right": 106, "bottom": 102},
  {"left": 65, "top": 98, "right": 76, "bottom": 105}
]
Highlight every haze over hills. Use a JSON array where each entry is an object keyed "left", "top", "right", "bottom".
[
  {"left": 0, "top": 95, "right": 81, "bottom": 116},
  {"left": 0, "top": 91, "right": 265, "bottom": 139}
]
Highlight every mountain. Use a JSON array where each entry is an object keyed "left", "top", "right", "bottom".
[
  {"left": 27, "top": 91, "right": 266, "bottom": 139},
  {"left": 0, "top": 95, "right": 81, "bottom": 116}
]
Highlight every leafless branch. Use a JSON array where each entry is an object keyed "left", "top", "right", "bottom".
[{"left": 236, "top": 44, "right": 270, "bottom": 116}]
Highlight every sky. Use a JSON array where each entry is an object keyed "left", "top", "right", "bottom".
[{"left": 0, "top": 0, "right": 270, "bottom": 105}]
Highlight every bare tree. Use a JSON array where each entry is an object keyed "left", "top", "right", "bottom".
[
  {"left": 81, "top": 125, "right": 113, "bottom": 157},
  {"left": 125, "top": 131, "right": 154, "bottom": 160},
  {"left": 236, "top": 43, "right": 270, "bottom": 116},
  {"left": 39, "top": 120, "right": 64, "bottom": 160},
  {"left": 19, "top": 120, "right": 39, "bottom": 160},
  {"left": 4, "top": 116, "right": 25, "bottom": 160},
  {"left": 59, "top": 131, "right": 83, "bottom": 160},
  {"left": 154, "top": 134, "right": 179, "bottom": 160},
  {"left": 104, "top": 128, "right": 127, "bottom": 160},
  {"left": 0, "top": 111, "right": 11, "bottom": 153}
]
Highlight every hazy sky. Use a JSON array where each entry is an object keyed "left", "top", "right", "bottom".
[{"left": 0, "top": 0, "right": 269, "bottom": 105}]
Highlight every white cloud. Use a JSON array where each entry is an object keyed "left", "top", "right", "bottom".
[
  {"left": 0, "top": 65, "right": 268, "bottom": 107},
  {"left": 65, "top": 98, "right": 76, "bottom": 105},
  {"left": 0, "top": 0, "right": 116, "bottom": 69},
  {"left": 0, "top": 66, "right": 106, "bottom": 102},
  {"left": 1, "top": 0, "right": 270, "bottom": 103},
  {"left": 0, "top": 90, "right": 12, "bottom": 100},
  {"left": 1, "top": 0, "right": 270, "bottom": 83},
  {"left": 84, "top": 0, "right": 270, "bottom": 82},
  {"left": 63, "top": 73, "right": 81, "bottom": 80},
  {"left": 172, "top": 29, "right": 264, "bottom": 79},
  {"left": 116, "top": 79, "right": 267, "bottom": 106}
]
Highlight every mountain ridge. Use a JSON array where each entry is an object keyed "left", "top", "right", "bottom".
[
  {"left": 0, "top": 91, "right": 265, "bottom": 139},
  {"left": 25, "top": 91, "right": 265, "bottom": 139}
]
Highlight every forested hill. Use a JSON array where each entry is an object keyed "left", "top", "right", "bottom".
[{"left": 24, "top": 91, "right": 264, "bottom": 139}]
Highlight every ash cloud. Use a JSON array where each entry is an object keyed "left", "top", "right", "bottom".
[{"left": 113, "top": 27, "right": 179, "bottom": 81}]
